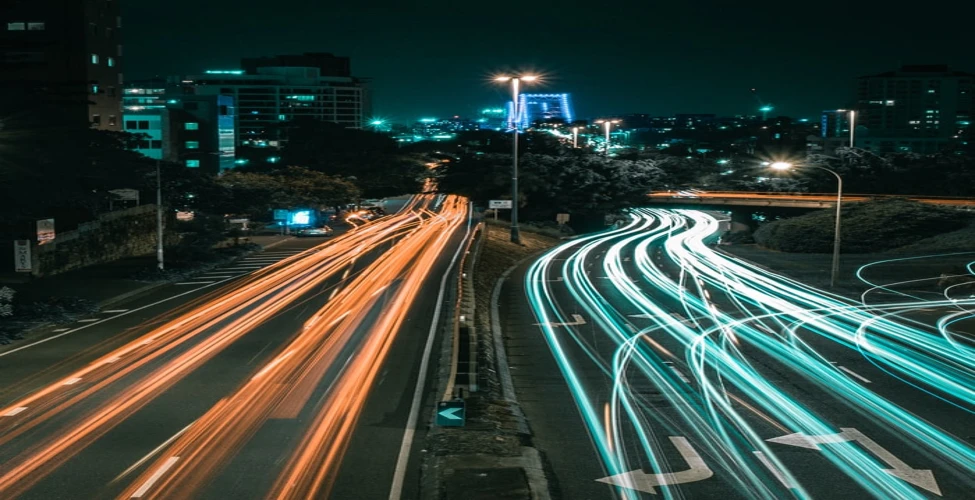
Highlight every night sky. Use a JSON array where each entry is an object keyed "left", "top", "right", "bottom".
[{"left": 123, "top": 0, "right": 972, "bottom": 123}]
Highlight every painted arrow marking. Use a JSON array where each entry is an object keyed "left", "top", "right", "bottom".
[
  {"left": 438, "top": 407, "right": 463, "bottom": 420},
  {"left": 767, "top": 427, "right": 941, "bottom": 496},
  {"left": 534, "top": 314, "right": 586, "bottom": 327},
  {"left": 596, "top": 436, "right": 712, "bottom": 494}
]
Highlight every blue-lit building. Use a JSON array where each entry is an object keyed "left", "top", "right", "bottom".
[
  {"left": 123, "top": 82, "right": 236, "bottom": 173},
  {"left": 507, "top": 93, "right": 575, "bottom": 130},
  {"left": 478, "top": 108, "right": 507, "bottom": 131}
]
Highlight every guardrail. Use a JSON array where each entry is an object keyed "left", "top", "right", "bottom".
[
  {"left": 649, "top": 191, "right": 975, "bottom": 207},
  {"left": 443, "top": 222, "right": 484, "bottom": 400}
]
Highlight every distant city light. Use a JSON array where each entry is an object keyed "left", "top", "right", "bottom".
[
  {"left": 716, "top": 159, "right": 730, "bottom": 164},
  {"left": 419, "top": 118, "right": 437, "bottom": 123},
  {"left": 204, "top": 70, "right": 244, "bottom": 75},
  {"left": 267, "top": 156, "right": 280, "bottom": 164}
]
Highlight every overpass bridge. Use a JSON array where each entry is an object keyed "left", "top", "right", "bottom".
[{"left": 648, "top": 191, "right": 975, "bottom": 209}]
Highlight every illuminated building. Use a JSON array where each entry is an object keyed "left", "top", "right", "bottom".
[
  {"left": 406, "top": 116, "right": 478, "bottom": 142},
  {"left": 512, "top": 93, "right": 575, "bottom": 130},
  {"left": 123, "top": 82, "right": 237, "bottom": 173},
  {"left": 478, "top": 108, "right": 507, "bottom": 130},
  {"left": 856, "top": 65, "right": 973, "bottom": 153},
  {"left": 0, "top": 0, "right": 123, "bottom": 131},
  {"left": 176, "top": 53, "right": 369, "bottom": 147}
]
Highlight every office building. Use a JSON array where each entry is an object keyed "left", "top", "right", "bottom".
[
  {"left": 512, "top": 93, "right": 575, "bottom": 130},
  {"left": 478, "top": 107, "right": 507, "bottom": 131},
  {"left": 855, "top": 65, "right": 973, "bottom": 153},
  {"left": 0, "top": 0, "right": 123, "bottom": 131},
  {"left": 176, "top": 53, "right": 369, "bottom": 147},
  {"left": 123, "top": 81, "right": 236, "bottom": 173}
]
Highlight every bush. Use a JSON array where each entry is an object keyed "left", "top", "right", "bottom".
[{"left": 753, "top": 199, "right": 973, "bottom": 253}]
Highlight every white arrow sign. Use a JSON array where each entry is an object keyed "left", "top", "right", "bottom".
[
  {"left": 596, "top": 436, "right": 712, "bottom": 494},
  {"left": 534, "top": 314, "right": 586, "bottom": 327},
  {"left": 767, "top": 427, "right": 941, "bottom": 496}
]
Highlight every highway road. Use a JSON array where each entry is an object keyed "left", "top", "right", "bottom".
[
  {"left": 0, "top": 194, "right": 471, "bottom": 499},
  {"left": 504, "top": 208, "right": 975, "bottom": 499}
]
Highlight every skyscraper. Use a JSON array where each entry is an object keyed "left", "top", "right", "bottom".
[
  {"left": 0, "top": 0, "right": 123, "bottom": 131},
  {"left": 511, "top": 93, "right": 575, "bottom": 130},
  {"left": 855, "top": 65, "right": 973, "bottom": 153}
]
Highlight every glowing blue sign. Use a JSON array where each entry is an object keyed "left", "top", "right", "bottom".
[{"left": 290, "top": 210, "right": 311, "bottom": 226}]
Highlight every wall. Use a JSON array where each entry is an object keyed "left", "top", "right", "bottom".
[{"left": 31, "top": 205, "right": 161, "bottom": 277}]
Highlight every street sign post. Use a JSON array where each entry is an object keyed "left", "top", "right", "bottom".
[
  {"left": 36, "top": 218, "right": 55, "bottom": 245},
  {"left": 488, "top": 200, "right": 512, "bottom": 210},
  {"left": 436, "top": 400, "right": 466, "bottom": 427},
  {"left": 556, "top": 213, "right": 570, "bottom": 225},
  {"left": 13, "top": 240, "right": 31, "bottom": 273}
]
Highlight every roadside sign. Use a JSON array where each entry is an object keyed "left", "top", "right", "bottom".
[
  {"left": 489, "top": 200, "right": 512, "bottom": 210},
  {"left": 436, "top": 400, "right": 465, "bottom": 427},
  {"left": 273, "top": 209, "right": 289, "bottom": 221},
  {"left": 176, "top": 211, "right": 195, "bottom": 221},
  {"left": 36, "top": 218, "right": 55, "bottom": 245},
  {"left": 14, "top": 240, "right": 31, "bottom": 273},
  {"left": 556, "top": 213, "right": 570, "bottom": 224}
]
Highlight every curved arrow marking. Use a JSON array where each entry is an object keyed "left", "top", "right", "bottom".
[{"left": 596, "top": 436, "right": 712, "bottom": 494}]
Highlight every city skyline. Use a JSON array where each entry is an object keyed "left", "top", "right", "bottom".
[{"left": 121, "top": 0, "right": 973, "bottom": 122}]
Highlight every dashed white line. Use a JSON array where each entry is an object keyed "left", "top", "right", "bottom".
[
  {"left": 838, "top": 366, "right": 872, "bottom": 384},
  {"left": 102, "top": 356, "right": 121, "bottom": 364},
  {"left": 131, "top": 456, "right": 180, "bottom": 498},
  {"left": 2, "top": 407, "right": 27, "bottom": 417},
  {"left": 77, "top": 318, "right": 100, "bottom": 323},
  {"left": 669, "top": 366, "right": 691, "bottom": 383},
  {"left": 102, "top": 309, "right": 129, "bottom": 313},
  {"left": 175, "top": 281, "right": 214, "bottom": 286},
  {"left": 53, "top": 328, "right": 71, "bottom": 333},
  {"left": 62, "top": 377, "right": 82, "bottom": 385}
]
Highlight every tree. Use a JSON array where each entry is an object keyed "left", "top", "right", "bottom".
[{"left": 217, "top": 166, "right": 359, "bottom": 218}]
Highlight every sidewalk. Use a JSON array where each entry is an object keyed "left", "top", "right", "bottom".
[{"left": 2, "top": 234, "right": 294, "bottom": 311}]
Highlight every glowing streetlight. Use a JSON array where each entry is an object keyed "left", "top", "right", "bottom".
[
  {"left": 594, "top": 119, "right": 620, "bottom": 155},
  {"left": 770, "top": 161, "right": 844, "bottom": 287},
  {"left": 494, "top": 74, "right": 539, "bottom": 244},
  {"left": 571, "top": 126, "right": 580, "bottom": 148}
]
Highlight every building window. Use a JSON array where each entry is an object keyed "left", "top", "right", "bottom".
[
  {"left": 28, "top": 22, "right": 45, "bottom": 31},
  {"left": 185, "top": 122, "right": 199, "bottom": 130},
  {"left": 278, "top": 114, "right": 286, "bottom": 121},
  {"left": 186, "top": 159, "right": 200, "bottom": 168},
  {"left": 185, "top": 141, "right": 199, "bottom": 149},
  {"left": 91, "top": 84, "right": 99, "bottom": 94},
  {"left": 91, "top": 53, "right": 99, "bottom": 64},
  {"left": 125, "top": 121, "right": 136, "bottom": 129},
  {"left": 92, "top": 114, "right": 101, "bottom": 125},
  {"left": 184, "top": 102, "right": 199, "bottom": 111},
  {"left": 7, "top": 22, "right": 25, "bottom": 31},
  {"left": 107, "top": 57, "right": 115, "bottom": 67},
  {"left": 137, "top": 121, "right": 149, "bottom": 130},
  {"left": 109, "top": 115, "right": 117, "bottom": 126},
  {"left": 151, "top": 140, "right": 162, "bottom": 149}
]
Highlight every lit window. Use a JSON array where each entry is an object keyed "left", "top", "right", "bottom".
[
  {"left": 6, "top": 22, "right": 25, "bottom": 31},
  {"left": 28, "top": 22, "right": 45, "bottom": 31},
  {"left": 91, "top": 84, "right": 99, "bottom": 94},
  {"left": 185, "top": 141, "right": 199, "bottom": 149},
  {"left": 107, "top": 57, "right": 115, "bottom": 67},
  {"left": 278, "top": 114, "right": 286, "bottom": 121},
  {"left": 108, "top": 115, "right": 117, "bottom": 126},
  {"left": 91, "top": 114, "right": 101, "bottom": 125},
  {"left": 184, "top": 122, "right": 199, "bottom": 130},
  {"left": 185, "top": 159, "right": 200, "bottom": 168},
  {"left": 91, "top": 53, "right": 99, "bottom": 64}
]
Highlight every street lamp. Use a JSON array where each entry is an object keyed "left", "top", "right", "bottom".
[
  {"left": 848, "top": 110, "right": 856, "bottom": 149},
  {"left": 571, "top": 126, "right": 579, "bottom": 148},
  {"left": 594, "top": 119, "right": 620, "bottom": 155},
  {"left": 495, "top": 74, "right": 538, "bottom": 244},
  {"left": 770, "top": 161, "right": 843, "bottom": 288}
]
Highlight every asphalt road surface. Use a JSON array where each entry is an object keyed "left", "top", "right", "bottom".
[
  {"left": 0, "top": 195, "right": 472, "bottom": 500},
  {"left": 503, "top": 208, "right": 975, "bottom": 499}
]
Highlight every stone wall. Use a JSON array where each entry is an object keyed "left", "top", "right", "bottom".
[{"left": 32, "top": 205, "right": 161, "bottom": 277}]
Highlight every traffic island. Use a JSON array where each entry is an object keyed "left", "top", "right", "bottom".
[{"left": 422, "top": 221, "right": 559, "bottom": 500}]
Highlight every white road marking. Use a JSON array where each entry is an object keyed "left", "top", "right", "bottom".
[
  {"left": 2, "top": 407, "right": 28, "bottom": 417},
  {"left": 838, "top": 366, "right": 872, "bottom": 384},
  {"left": 0, "top": 275, "right": 241, "bottom": 358},
  {"left": 62, "top": 377, "right": 82, "bottom": 385},
  {"left": 175, "top": 281, "right": 214, "bottom": 286},
  {"left": 77, "top": 318, "right": 100, "bottom": 323},
  {"left": 131, "top": 456, "right": 180, "bottom": 498},
  {"left": 102, "top": 356, "right": 121, "bottom": 364},
  {"left": 389, "top": 208, "right": 471, "bottom": 500},
  {"left": 251, "top": 351, "right": 295, "bottom": 380},
  {"left": 753, "top": 451, "right": 798, "bottom": 489},
  {"left": 102, "top": 309, "right": 129, "bottom": 313},
  {"left": 596, "top": 437, "right": 712, "bottom": 493},
  {"left": 116, "top": 421, "right": 196, "bottom": 483},
  {"left": 670, "top": 366, "right": 691, "bottom": 383},
  {"left": 328, "top": 288, "right": 339, "bottom": 300},
  {"left": 53, "top": 328, "right": 71, "bottom": 333}
]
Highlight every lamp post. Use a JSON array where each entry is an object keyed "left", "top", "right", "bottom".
[
  {"left": 770, "top": 161, "right": 843, "bottom": 288},
  {"left": 156, "top": 159, "right": 164, "bottom": 271},
  {"left": 848, "top": 110, "right": 856, "bottom": 149},
  {"left": 572, "top": 126, "right": 579, "bottom": 148},
  {"left": 495, "top": 74, "right": 538, "bottom": 244},
  {"left": 594, "top": 119, "right": 620, "bottom": 155}
]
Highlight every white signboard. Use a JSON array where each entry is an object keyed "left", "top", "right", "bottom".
[
  {"left": 556, "top": 213, "right": 570, "bottom": 224},
  {"left": 36, "top": 218, "right": 55, "bottom": 245},
  {"left": 14, "top": 240, "right": 31, "bottom": 273},
  {"left": 489, "top": 200, "right": 513, "bottom": 209}
]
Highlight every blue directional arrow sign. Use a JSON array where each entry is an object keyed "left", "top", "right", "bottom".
[{"left": 436, "top": 400, "right": 465, "bottom": 427}]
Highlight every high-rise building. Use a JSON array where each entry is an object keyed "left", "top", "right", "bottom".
[
  {"left": 512, "top": 93, "right": 575, "bottom": 130},
  {"left": 855, "top": 65, "right": 973, "bottom": 153},
  {"left": 175, "top": 53, "right": 370, "bottom": 147},
  {"left": 0, "top": 0, "right": 123, "bottom": 131},
  {"left": 123, "top": 81, "right": 237, "bottom": 173}
]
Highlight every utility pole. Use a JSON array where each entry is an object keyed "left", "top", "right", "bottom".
[{"left": 156, "top": 159, "right": 164, "bottom": 271}]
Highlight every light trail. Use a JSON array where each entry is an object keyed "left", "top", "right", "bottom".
[
  {"left": 525, "top": 208, "right": 975, "bottom": 498},
  {"left": 0, "top": 196, "right": 467, "bottom": 498}
]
